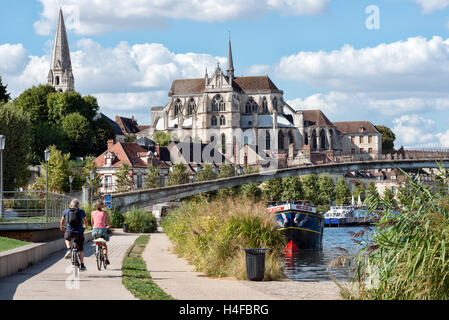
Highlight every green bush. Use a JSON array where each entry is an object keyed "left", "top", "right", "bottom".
[
  {"left": 161, "top": 198, "right": 286, "bottom": 280},
  {"left": 124, "top": 207, "right": 157, "bottom": 233},
  {"left": 111, "top": 209, "right": 125, "bottom": 228}
]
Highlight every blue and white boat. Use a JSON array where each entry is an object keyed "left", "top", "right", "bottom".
[{"left": 324, "top": 206, "right": 376, "bottom": 227}]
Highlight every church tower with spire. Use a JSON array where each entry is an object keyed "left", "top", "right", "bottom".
[{"left": 48, "top": 9, "right": 74, "bottom": 92}]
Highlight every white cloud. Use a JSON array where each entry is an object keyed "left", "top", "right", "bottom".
[
  {"left": 276, "top": 36, "right": 449, "bottom": 94},
  {"left": 436, "top": 130, "right": 449, "bottom": 147},
  {"left": 392, "top": 114, "right": 439, "bottom": 147},
  {"left": 35, "top": 0, "right": 331, "bottom": 35},
  {"left": 246, "top": 64, "right": 271, "bottom": 75},
  {"left": 413, "top": 0, "right": 449, "bottom": 13},
  {"left": 0, "top": 44, "right": 29, "bottom": 75}
]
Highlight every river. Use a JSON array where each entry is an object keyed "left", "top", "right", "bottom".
[{"left": 283, "top": 226, "right": 372, "bottom": 282}]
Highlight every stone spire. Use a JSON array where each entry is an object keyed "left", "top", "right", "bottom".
[
  {"left": 227, "top": 36, "right": 234, "bottom": 80},
  {"left": 48, "top": 8, "right": 74, "bottom": 92}
]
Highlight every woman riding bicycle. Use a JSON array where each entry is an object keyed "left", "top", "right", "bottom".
[{"left": 91, "top": 200, "right": 111, "bottom": 265}]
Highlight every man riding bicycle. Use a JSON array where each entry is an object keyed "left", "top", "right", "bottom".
[{"left": 60, "top": 199, "right": 88, "bottom": 271}]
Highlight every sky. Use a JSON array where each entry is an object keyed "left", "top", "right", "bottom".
[{"left": 1, "top": 0, "right": 449, "bottom": 148}]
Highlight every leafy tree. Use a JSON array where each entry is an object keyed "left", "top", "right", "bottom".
[
  {"left": 124, "top": 135, "right": 136, "bottom": 142},
  {"left": 61, "top": 112, "right": 92, "bottom": 157},
  {"left": 196, "top": 164, "right": 217, "bottom": 182},
  {"left": 263, "top": 178, "right": 283, "bottom": 201},
  {"left": 241, "top": 182, "right": 262, "bottom": 201},
  {"left": 217, "top": 163, "right": 239, "bottom": 198},
  {"left": 318, "top": 175, "right": 335, "bottom": 205},
  {"left": 145, "top": 162, "right": 161, "bottom": 189},
  {"left": 335, "top": 177, "right": 352, "bottom": 205},
  {"left": 153, "top": 131, "right": 171, "bottom": 147},
  {"left": 167, "top": 163, "right": 189, "bottom": 186},
  {"left": 367, "top": 181, "right": 379, "bottom": 199},
  {"left": 90, "top": 117, "right": 116, "bottom": 156},
  {"left": 0, "top": 76, "right": 11, "bottom": 104},
  {"left": 375, "top": 125, "right": 396, "bottom": 153},
  {"left": 31, "top": 121, "right": 70, "bottom": 164},
  {"left": 0, "top": 104, "right": 32, "bottom": 189},
  {"left": 116, "top": 163, "right": 132, "bottom": 193},
  {"left": 302, "top": 174, "right": 320, "bottom": 204},
  {"left": 14, "top": 84, "right": 56, "bottom": 123},
  {"left": 218, "top": 163, "right": 235, "bottom": 178},
  {"left": 31, "top": 145, "right": 71, "bottom": 193},
  {"left": 281, "top": 176, "right": 303, "bottom": 202},
  {"left": 82, "top": 157, "right": 101, "bottom": 197}
]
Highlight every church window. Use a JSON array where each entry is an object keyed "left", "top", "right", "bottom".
[
  {"left": 55, "top": 76, "right": 60, "bottom": 85},
  {"left": 187, "top": 98, "right": 195, "bottom": 116},
  {"left": 212, "top": 95, "right": 225, "bottom": 112},
  {"left": 266, "top": 131, "right": 271, "bottom": 150},
  {"left": 278, "top": 131, "right": 284, "bottom": 150},
  {"left": 174, "top": 99, "right": 182, "bottom": 116},
  {"left": 262, "top": 97, "right": 268, "bottom": 114},
  {"left": 219, "top": 115, "right": 226, "bottom": 126},
  {"left": 272, "top": 97, "right": 278, "bottom": 112},
  {"left": 304, "top": 132, "right": 309, "bottom": 145},
  {"left": 211, "top": 116, "right": 218, "bottom": 126},
  {"left": 320, "top": 130, "right": 326, "bottom": 149},
  {"left": 221, "top": 134, "right": 226, "bottom": 154},
  {"left": 245, "top": 97, "right": 258, "bottom": 114}
]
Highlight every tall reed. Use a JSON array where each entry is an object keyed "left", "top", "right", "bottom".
[
  {"left": 161, "top": 198, "right": 286, "bottom": 280},
  {"left": 338, "top": 164, "right": 449, "bottom": 300}
]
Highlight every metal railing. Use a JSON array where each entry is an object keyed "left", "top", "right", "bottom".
[{"left": 0, "top": 191, "right": 71, "bottom": 226}]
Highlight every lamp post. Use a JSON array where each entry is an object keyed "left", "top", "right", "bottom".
[
  {"left": 0, "top": 135, "right": 5, "bottom": 219},
  {"left": 69, "top": 175, "right": 73, "bottom": 194},
  {"left": 90, "top": 170, "right": 95, "bottom": 206},
  {"left": 44, "top": 148, "right": 50, "bottom": 221}
]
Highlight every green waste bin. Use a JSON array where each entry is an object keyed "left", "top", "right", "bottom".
[
  {"left": 123, "top": 223, "right": 129, "bottom": 233},
  {"left": 243, "top": 248, "right": 268, "bottom": 281}
]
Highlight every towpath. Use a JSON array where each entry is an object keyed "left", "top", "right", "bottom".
[
  {"left": 0, "top": 230, "right": 138, "bottom": 300},
  {"left": 143, "top": 230, "right": 341, "bottom": 300}
]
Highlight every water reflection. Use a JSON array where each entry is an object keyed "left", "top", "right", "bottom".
[{"left": 284, "top": 226, "right": 370, "bottom": 282}]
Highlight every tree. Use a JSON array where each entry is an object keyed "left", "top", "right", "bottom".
[
  {"left": 318, "top": 175, "right": 335, "bottom": 205},
  {"left": 14, "top": 84, "right": 56, "bottom": 123},
  {"left": 61, "top": 112, "right": 92, "bottom": 157},
  {"left": 31, "top": 145, "right": 71, "bottom": 193},
  {"left": 281, "top": 176, "right": 303, "bottom": 202},
  {"left": 82, "top": 157, "right": 101, "bottom": 197},
  {"left": 367, "top": 181, "right": 379, "bottom": 199},
  {"left": 90, "top": 117, "right": 116, "bottom": 156},
  {"left": 375, "top": 125, "right": 396, "bottom": 153},
  {"left": 31, "top": 121, "right": 70, "bottom": 164},
  {"left": 115, "top": 163, "right": 132, "bottom": 193},
  {"left": 218, "top": 163, "right": 235, "bottom": 178},
  {"left": 153, "top": 131, "right": 171, "bottom": 147},
  {"left": 302, "top": 174, "right": 320, "bottom": 204},
  {"left": 124, "top": 135, "right": 136, "bottom": 142},
  {"left": 167, "top": 163, "right": 189, "bottom": 186},
  {"left": 0, "top": 76, "right": 11, "bottom": 104},
  {"left": 145, "top": 162, "right": 161, "bottom": 189},
  {"left": 196, "top": 164, "right": 217, "bottom": 182},
  {"left": 335, "top": 177, "right": 352, "bottom": 205},
  {"left": 241, "top": 182, "right": 262, "bottom": 201},
  {"left": 217, "top": 163, "right": 239, "bottom": 198},
  {"left": 0, "top": 104, "right": 32, "bottom": 189},
  {"left": 263, "top": 178, "right": 283, "bottom": 201}
]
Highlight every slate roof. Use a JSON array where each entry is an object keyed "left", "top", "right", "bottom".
[
  {"left": 302, "top": 110, "right": 334, "bottom": 127},
  {"left": 333, "top": 121, "right": 380, "bottom": 134}
]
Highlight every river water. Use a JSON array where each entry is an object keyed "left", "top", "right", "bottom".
[{"left": 283, "top": 226, "right": 372, "bottom": 282}]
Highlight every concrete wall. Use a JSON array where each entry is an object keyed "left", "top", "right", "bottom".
[{"left": 0, "top": 231, "right": 93, "bottom": 279}]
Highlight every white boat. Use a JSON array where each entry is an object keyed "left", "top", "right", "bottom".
[{"left": 324, "top": 205, "right": 374, "bottom": 227}]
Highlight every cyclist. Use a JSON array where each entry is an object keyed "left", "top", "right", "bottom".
[
  {"left": 60, "top": 199, "right": 88, "bottom": 271},
  {"left": 91, "top": 200, "right": 111, "bottom": 265}
]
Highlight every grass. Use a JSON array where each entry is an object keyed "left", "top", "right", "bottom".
[
  {"left": 335, "top": 165, "right": 449, "bottom": 300},
  {"left": 0, "top": 237, "right": 31, "bottom": 252},
  {"left": 122, "top": 235, "right": 174, "bottom": 300},
  {"left": 161, "top": 197, "right": 286, "bottom": 281}
]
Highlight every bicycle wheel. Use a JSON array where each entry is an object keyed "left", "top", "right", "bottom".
[
  {"left": 102, "top": 250, "right": 107, "bottom": 269},
  {"left": 96, "top": 246, "right": 102, "bottom": 271}
]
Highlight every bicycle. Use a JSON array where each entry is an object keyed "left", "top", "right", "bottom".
[
  {"left": 95, "top": 238, "right": 108, "bottom": 270},
  {"left": 70, "top": 239, "right": 81, "bottom": 277}
]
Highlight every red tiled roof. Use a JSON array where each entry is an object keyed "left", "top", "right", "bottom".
[{"left": 95, "top": 141, "right": 148, "bottom": 168}]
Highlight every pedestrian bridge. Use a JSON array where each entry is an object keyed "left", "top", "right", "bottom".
[{"left": 111, "top": 158, "right": 449, "bottom": 212}]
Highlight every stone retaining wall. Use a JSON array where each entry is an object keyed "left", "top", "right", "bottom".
[{"left": 0, "top": 231, "right": 93, "bottom": 279}]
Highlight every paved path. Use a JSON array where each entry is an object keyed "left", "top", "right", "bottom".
[
  {"left": 143, "top": 231, "right": 341, "bottom": 300},
  {"left": 0, "top": 230, "right": 138, "bottom": 300}
]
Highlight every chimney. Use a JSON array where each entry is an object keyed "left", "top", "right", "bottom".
[{"left": 107, "top": 139, "right": 114, "bottom": 151}]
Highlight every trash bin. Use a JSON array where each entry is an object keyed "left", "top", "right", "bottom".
[
  {"left": 123, "top": 223, "right": 129, "bottom": 233},
  {"left": 243, "top": 248, "right": 268, "bottom": 281}
]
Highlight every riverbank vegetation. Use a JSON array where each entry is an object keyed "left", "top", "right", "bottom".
[
  {"left": 161, "top": 198, "right": 286, "bottom": 280},
  {"left": 337, "top": 166, "right": 449, "bottom": 300}
]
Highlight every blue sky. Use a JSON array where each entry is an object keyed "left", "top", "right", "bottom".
[{"left": 1, "top": 0, "right": 449, "bottom": 148}]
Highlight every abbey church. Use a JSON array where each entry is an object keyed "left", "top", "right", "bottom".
[{"left": 46, "top": 9, "right": 382, "bottom": 168}]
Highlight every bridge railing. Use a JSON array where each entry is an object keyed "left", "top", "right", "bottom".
[{"left": 0, "top": 191, "right": 71, "bottom": 226}]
